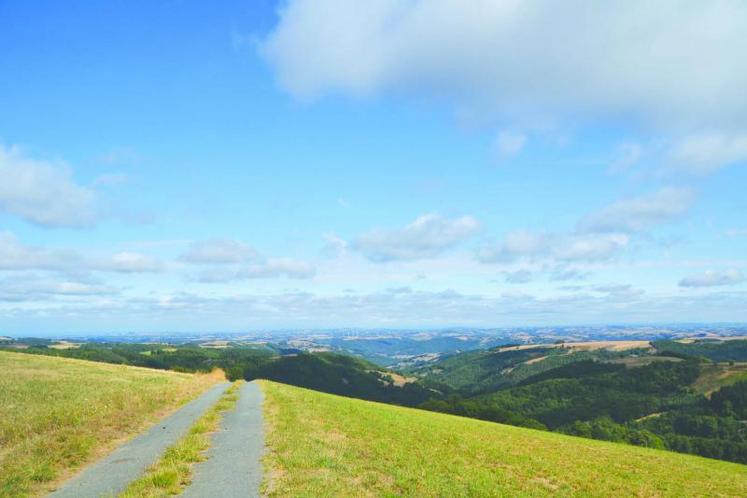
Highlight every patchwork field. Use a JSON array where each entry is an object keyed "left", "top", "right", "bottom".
[
  {"left": 260, "top": 380, "right": 747, "bottom": 497},
  {"left": 0, "top": 351, "right": 220, "bottom": 497}
]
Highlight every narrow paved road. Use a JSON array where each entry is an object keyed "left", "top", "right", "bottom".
[
  {"left": 181, "top": 381, "right": 264, "bottom": 498},
  {"left": 48, "top": 382, "right": 230, "bottom": 498}
]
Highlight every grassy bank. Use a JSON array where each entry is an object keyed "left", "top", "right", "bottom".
[
  {"left": 0, "top": 351, "right": 220, "bottom": 497},
  {"left": 120, "top": 381, "right": 241, "bottom": 497},
  {"left": 260, "top": 380, "right": 747, "bottom": 497}
]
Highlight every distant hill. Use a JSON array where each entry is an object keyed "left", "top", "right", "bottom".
[
  {"left": 410, "top": 341, "right": 648, "bottom": 394},
  {"left": 259, "top": 380, "right": 747, "bottom": 497},
  {"left": 244, "top": 352, "right": 441, "bottom": 406}
]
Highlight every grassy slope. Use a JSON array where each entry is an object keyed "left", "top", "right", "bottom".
[
  {"left": 0, "top": 351, "right": 219, "bottom": 497},
  {"left": 692, "top": 362, "right": 747, "bottom": 395},
  {"left": 260, "top": 381, "right": 747, "bottom": 497}
]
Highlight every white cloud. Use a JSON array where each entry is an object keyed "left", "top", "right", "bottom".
[
  {"left": 492, "top": 130, "right": 526, "bottom": 162},
  {"left": 0, "top": 275, "right": 117, "bottom": 302},
  {"left": 579, "top": 187, "right": 695, "bottom": 234},
  {"left": 0, "top": 232, "right": 82, "bottom": 271},
  {"left": 182, "top": 239, "right": 259, "bottom": 264},
  {"left": 670, "top": 132, "right": 747, "bottom": 174},
  {"left": 0, "top": 231, "right": 162, "bottom": 274},
  {"left": 477, "top": 230, "right": 628, "bottom": 263},
  {"left": 105, "top": 252, "right": 163, "bottom": 273},
  {"left": 593, "top": 284, "right": 645, "bottom": 299},
  {"left": 184, "top": 238, "right": 316, "bottom": 281},
  {"left": 241, "top": 258, "right": 316, "bottom": 280},
  {"left": 549, "top": 266, "right": 588, "bottom": 282},
  {"left": 679, "top": 269, "right": 745, "bottom": 288},
  {"left": 609, "top": 142, "right": 643, "bottom": 172},
  {"left": 197, "top": 257, "right": 316, "bottom": 282},
  {"left": 503, "top": 269, "right": 532, "bottom": 284},
  {"left": 0, "top": 144, "right": 97, "bottom": 227},
  {"left": 353, "top": 213, "right": 480, "bottom": 261},
  {"left": 261, "top": 1, "right": 747, "bottom": 132},
  {"left": 14, "top": 285, "right": 747, "bottom": 331}
]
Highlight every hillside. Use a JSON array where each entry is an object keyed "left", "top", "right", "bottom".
[
  {"left": 259, "top": 380, "right": 747, "bottom": 497},
  {"left": 411, "top": 340, "right": 652, "bottom": 394},
  {"left": 244, "top": 352, "right": 438, "bottom": 406},
  {"left": 0, "top": 351, "right": 219, "bottom": 497}
]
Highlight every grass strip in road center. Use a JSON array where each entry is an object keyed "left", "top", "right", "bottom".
[{"left": 119, "top": 381, "right": 242, "bottom": 498}]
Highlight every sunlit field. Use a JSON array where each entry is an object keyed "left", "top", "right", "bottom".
[
  {"left": 260, "top": 380, "right": 747, "bottom": 497},
  {"left": 0, "top": 351, "right": 219, "bottom": 497}
]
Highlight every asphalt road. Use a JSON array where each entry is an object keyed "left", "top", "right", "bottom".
[
  {"left": 180, "top": 381, "right": 265, "bottom": 498},
  {"left": 48, "top": 382, "right": 230, "bottom": 498}
]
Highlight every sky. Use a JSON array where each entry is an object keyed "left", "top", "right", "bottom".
[{"left": 1, "top": 0, "right": 746, "bottom": 335}]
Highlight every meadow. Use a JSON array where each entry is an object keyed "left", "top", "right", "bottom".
[
  {"left": 0, "top": 351, "right": 219, "bottom": 497},
  {"left": 260, "top": 380, "right": 747, "bottom": 497}
]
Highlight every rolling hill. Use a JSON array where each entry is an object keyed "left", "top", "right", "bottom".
[
  {"left": 260, "top": 380, "right": 747, "bottom": 497},
  {"left": 0, "top": 351, "right": 220, "bottom": 497}
]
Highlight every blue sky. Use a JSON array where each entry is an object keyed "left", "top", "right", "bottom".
[{"left": 1, "top": 0, "right": 746, "bottom": 334}]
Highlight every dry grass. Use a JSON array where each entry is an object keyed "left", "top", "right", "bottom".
[
  {"left": 693, "top": 362, "right": 747, "bottom": 396},
  {"left": 0, "top": 351, "right": 220, "bottom": 497},
  {"left": 260, "top": 380, "right": 747, "bottom": 497},
  {"left": 499, "top": 340, "right": 652, "bottom": 353},
  {"left": 119, "top": 382, "right": 242, "bottom": 498}
]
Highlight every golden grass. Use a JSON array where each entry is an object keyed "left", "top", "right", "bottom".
[
  {"left": 0, "top": 351, "right": 220, "bottom": 497},
  {"left": 693, "top": 362, "right": 747, "bottom": 396},
  {"left": 119, "top": 382, "right": 242, "bottom": 498},
  {"left": 260, "top": 380, "right": 747, "bottom": 497}
]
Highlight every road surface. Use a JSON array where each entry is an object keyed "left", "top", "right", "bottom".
[
  {"left": 48, "top": 382, "right": 230, "bottom": 498},
  {"left": 181, "top": 381, "right": 264, "bottom": 498}
]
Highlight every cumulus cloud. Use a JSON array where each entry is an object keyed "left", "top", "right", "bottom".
[
  {"left": 182, "top": 239, "right": 259, "bottom": 264},
  {"left": 0, "top": 274, "right": 117, "bottom": 302},
  {"left": 105, "top": 252, "right": 163, "bottom": 273},
  {"left": 0, "top": 232, "right": 83, "bottom": 271},
  {"left": 670, "top": 132, "right": 747, "bottom": 174},
  {"left": 679, "top": 269, "right": 745, "bottom": 288},
  {"left": 579, "top": 187, "right": 695, "bottom": 234},
  {"left": 0, "top": 231, "right": 162, "bottom": 274},
  {"left": 477, "top": 230, "right": 628, "bottom": 263},
  {"left": 261, "top": 1, "right": 747, "bottom": 132},
  {"left": 353, "top": 213, "right": 480, "bottom": 261},
  {"left": 0, "top": 144, "right": 97, "bottom": 227},
  {"left": 183, "top": 238, "right": 316, "bottom": 281}
]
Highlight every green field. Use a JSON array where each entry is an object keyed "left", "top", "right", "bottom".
[
  {"left": 260, "top": 380, "right": 747, "bottom": 497},
  {"left": 0, "top": 351, "right": 220, "bottom": 497}
]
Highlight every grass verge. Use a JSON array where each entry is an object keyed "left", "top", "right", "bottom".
[
  {"left": 0, "top": 351, "right": 221, "bottom": 497},
  {"left": 260, "top": 380, "right": 747, "bottom": 497},
  {"left": 119, "top": 381, "right": 242, "bottom": 497}
]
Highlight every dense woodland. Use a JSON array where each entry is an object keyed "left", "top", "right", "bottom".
[{"left": 5, "top": 337, "right": 747, "bottom": 465}]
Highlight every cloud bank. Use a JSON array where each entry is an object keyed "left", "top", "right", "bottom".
[{"left": 261, "top": 0, "right": 747, "bottom": 133}]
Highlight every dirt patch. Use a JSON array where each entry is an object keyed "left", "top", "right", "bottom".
[
  {"left": 525, "top": 355, "right": 548, "bottom": 365},
  {"left": 499, "top": 340, "right": 652, "bottom": 353},
  {"left": 199, "top": 341, "right": 229, "bottom": 349},
  {"left": 49, "top": 341, "right": 81, "bottom": 350},
  {"left": 561, "top": 341, "right": 652, "bottom": 352},
  {"left": 385, "top": 372, "right": 416, "bottom": 387}
]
